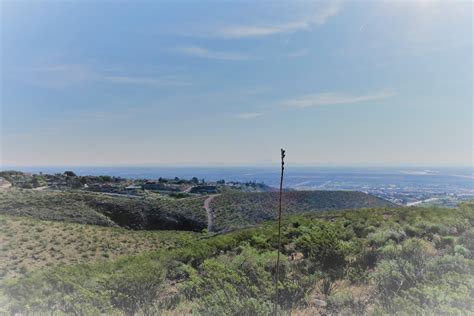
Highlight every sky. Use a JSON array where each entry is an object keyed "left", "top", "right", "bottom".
[{"left": 1, "top": 0, "right": 472, "bottom": 167}]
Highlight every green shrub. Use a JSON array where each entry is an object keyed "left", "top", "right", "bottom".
[
  {"left": 435, "top": 236, "right": 456, "bottom": 249},
  {"left": 368, "top": 229, "right": 405, "bottom": 248},
  {"left": 402, "top": 224, "right": 419, "bottom": 237},
  {"left": 295, "top": 222, "right": 346, "bottom": 276},
  {"left": 371, "top": 238, "right": 436, "bottom": 311},
  {"left": 4, "top": 265, "right": 111, "bottom": 315},
  {"left": 181, "top": 246, "right": 276, "bottom": 314},
  {"left": 4, "top": 255, "right": 166, "bottom": 316},
  {"left": 454, "top": 245, "right": 471, "bottom": 257},
  {"left": 105, "top": 256, "right": 166, "bottom": 316},
  {"left": 459, "top": 228, "right": 474, "bottom": 253},
  {"left": 392, "top": 282, "right": 473, "bottom": 315},
  {"left": 427, "top": 223, "right": 449, "bottom": 236},
  {"left": 427, "top": 254, "right": 471, "bottom": 275},
  {"left": 327, "top": 289, "right": 353, "bottom": 309},
  {"left": 371, "top": 259, "right": 406, "bottom": 310},
  {"left": 181, "top": 244, "right": 316, "bottom": 314},
  {"left": 378, "top": 240, "right": 400, "bottom": 259}
]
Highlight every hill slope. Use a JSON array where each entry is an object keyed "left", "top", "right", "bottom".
[
  {"left": 0, "top": 189, "right": 393, "bottom": 232},
  {"left": 0, "top": 189, "right": 207, "bottom": 231},
  {"left": 210, "top": 191, "right": 394, "bottom": 230}
]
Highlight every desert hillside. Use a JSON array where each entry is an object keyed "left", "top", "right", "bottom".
[{"left": 210, "top": 190, "right": 394, "bottom": 230}]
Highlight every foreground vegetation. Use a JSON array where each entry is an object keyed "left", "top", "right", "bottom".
[
  {"left": 0, "top": 215, "right": 195, "bottom": 280},
  {"left": 2, "top": 202, "right": 472, "bottom": 315}
]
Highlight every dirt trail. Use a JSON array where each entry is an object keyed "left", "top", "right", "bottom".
[
  {"left": 204, "top": 194, "right": 220, "bottom": 232},
  {"left": 32, "top": 186, "right": 48, "bottom": 191},
  {"left": 0, "top": 178, "right": 12, "bottom": 189}
]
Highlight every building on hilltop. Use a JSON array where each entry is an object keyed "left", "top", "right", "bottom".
[{"left": 190, "top": 185, "right": 218, "bottom": 194}]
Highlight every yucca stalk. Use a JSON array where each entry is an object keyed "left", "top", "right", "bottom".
[{"left": 274, "top": 148, "right": 285, "bottom": 316}]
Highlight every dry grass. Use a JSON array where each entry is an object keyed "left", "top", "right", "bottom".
[{"left": 0, "top": 214, "right": 195, "bottom": 280}]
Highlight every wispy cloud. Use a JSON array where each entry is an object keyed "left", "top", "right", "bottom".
[
  {"left": 176, "top": 45, "right": 248, "bottom": 60},
  {"left": 212, "top": 2, "right": 341, "bottom": 38},
  {"left": 236, "top": 112, "right": 263, "bottom": 119},
  {"left": 19, "top": 64, "right": 92, "bottom": 87},
  {"left": 285, "top": 49, "right": 310, "bottom": 58},
  {"left": 283, "top": 91, "right": 395, "bottom": 108},
  {"left": 15, "top": 64, "right": 185, "bottom": 87},
  {"left": 102, "top": 75, "right": 183, "bottom": 86}
]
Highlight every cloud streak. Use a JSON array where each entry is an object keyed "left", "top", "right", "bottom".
[
  {"left": 102, "top": 75, "right": 183, "bottom": 86},
  {"left": 176, "top": 45, "right": 248, "bottom": 60},
  {"left": 236, "top": 112, "right": 263, "bottom": 119},
  {"left": 285, "top": 49, "right": 310, "bottom": 58},
  {"left": 283, "top": 91, "right": 395, "bottom": 108},
  {"left": 16, "top": 64, "right": 185, "bottom": 88},
  {"left": 212, "top": 2, "right": 341, "bottom": 38}
]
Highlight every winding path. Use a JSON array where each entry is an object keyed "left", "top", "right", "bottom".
[
  {"left": 0, "top": 178, "right": 12, "bottom": 189},
  {"left": 204, "top": 194, "right": 220, "bottom": 232}
]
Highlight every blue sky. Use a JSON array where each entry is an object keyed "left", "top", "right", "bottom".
[{"left": 1, "top": 1, "right": 472, "bottom": 167}]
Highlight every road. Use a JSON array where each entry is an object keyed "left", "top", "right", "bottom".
[
  {"left": 204, "top": 194, "right": 220, "bottom": 232},
  {"left": 406, "top": 197, "right": 440, "bottom": 206}
]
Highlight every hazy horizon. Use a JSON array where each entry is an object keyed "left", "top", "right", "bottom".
[{"left": 2, "top": 163, "right": 474, "bottom": 170}]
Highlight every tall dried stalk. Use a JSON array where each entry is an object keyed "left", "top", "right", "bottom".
[{"left": 274, "top": 148, "right": 285, "bottom": 316}]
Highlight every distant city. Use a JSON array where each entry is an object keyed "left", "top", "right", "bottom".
[{"left": 3, "top": 166, "right": 473, "bottom": 207}]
